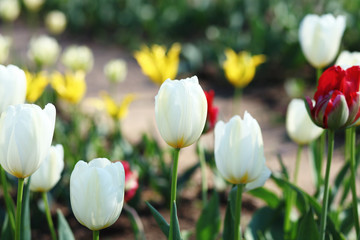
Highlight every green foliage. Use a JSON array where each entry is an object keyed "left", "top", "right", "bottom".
[{"left": 57, "top": 210, "right": 75, "bottom": 240}]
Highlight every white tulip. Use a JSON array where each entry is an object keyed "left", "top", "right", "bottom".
[
  {"left": 70, "top": 158, "right": 125, "bottom": 231},
  {"left": 104, "top": 59, "right": 127, "bottom": 83},
  {"left": 155, "top": 76, "right": 207, "bottom": 148},
  {"left": 214, "top": 112, "right": 271, "bottom": 190},
  {"left": 28, "top": 35, "right": 61, "bottom": 68},
  {"left": 335, "top": 50, "right": 360, "bottom": 69},
  {"left": 45, "top": 10, "right": 67, "bottom": 35},
  {"left": 0, "top": 103, "right": 56, "bottom": 178},
  {"left": 30, "top": 144, "right": 64, "bottom": 192},
  {"left": 0, "top": 65, "right": 27, "bottom": 113},
  {"left": 0, "top": 35, "right": 12, "bottom": 64},
  {"left": 299, "top": 14, "right": 346, "bottom": 69},
  {"left": 61, "top": 45, "right": 94, "bottom": 72},
  {"left": 23, "top": 0, "right": 44, "bottom": 12},
  {"left": 0, "top": 0, "right": 20, "bottom": 22},
  {"left": 286, "top": 99, "right": 324, "bottom": 145}
]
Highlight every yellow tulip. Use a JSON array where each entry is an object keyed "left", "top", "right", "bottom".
[
  {"left": 223, "top": 49, "right": 266, "bottom": 88},
  {"left": 51, "top": 71, "right": 86, "bottom": 104},
  {"left": 134, "top": 43, "right": 181, "bottom": 85},
  {"left": 25, "top": 71, "right": 49, "bottom": 103},
  {"left": 101, "top": 92, "right": 136, "bottom": 120}
]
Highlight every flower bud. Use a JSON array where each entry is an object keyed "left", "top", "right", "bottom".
[
  {"left": 28, "top": 35, "right": 61, "bottom": 68},
  {"left": 0, "top": 34, "right": 12, "bottom": 64},
  {"left": 61, "top": 45, "right": 94, "bottom": 73},
  {"left": 0, "top": 0, "right": 20, "bottom": 22},
  {"left": 214, "top": 112, "right": 271, "bottom": 191},
  {"left": 155, "top": 76, "right": 207, "bottom": 148},
  {"left": 0, "top": 103, "right": 56, "bottom": 178},
  {"left": 23, "top": 0, "right": 44, "bottom": 12},
  {"left": 104, "top": 59, "right": 127, "bottom": 83},
  {"left": 70, "top": 158, "right": 125, "bottom": 230},
  {"left": 45, "top": 11, "right": 67, "bottom": 35}
]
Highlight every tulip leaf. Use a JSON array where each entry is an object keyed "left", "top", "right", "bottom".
[
  {"left": 222, "top": 199, "right": 234, "bottom": 240},
  {"left": 171, "top": 202, "right": 182, "bottom": 240},
  {"left": 57, "top": 209, "right": 75, "bottom": 240},
  {"left": 146, "top": 202, "right": 169, "bottom": 237},
  {"left": 195, "top": 191, "right": 220, "bottom": 240},
  {"left": 1, "top": 213, "right": 13, "bottom": 239},
  {"left": 178, "top": 163, "right": 199, "bottom": 191},
  {"left": 248, "top": 187, "right": 280, "bottom": 208},
  {"left": 124, "top": 204, "right": 146, "bottom": 240},
  {"left": 20, "top": 179, "right": 31, "bottom": 240},
  {"left": 296, "top": 208, "right": 319, "bottom": 240}
]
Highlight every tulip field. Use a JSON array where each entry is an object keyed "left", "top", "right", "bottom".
[{"left": 2, "top": 1, "right": 360, "bottom": 240}]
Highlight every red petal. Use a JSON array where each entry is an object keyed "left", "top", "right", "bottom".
[{"left": 315, "top": 66, "right": 345, "bottom": 102}]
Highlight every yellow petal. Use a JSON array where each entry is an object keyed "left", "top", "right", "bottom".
[
  {"left": 51, "top": 71, "right": 86, "bottom": 104},
  {"left": 25, "top": 70, "right": 49, "bottom": 103}
]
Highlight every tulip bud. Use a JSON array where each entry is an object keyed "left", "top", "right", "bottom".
[
  {"left": 306, "top": 66, "right": 360, "bottom": 129},
  {"left": 299, "top": 14, "right": 346, "bottom": 69},
  {"left": 0, "top": 0, "right": 20, "bottom": 22},
  {"left": 214, "top": 112, "right": 271, "bottom": 191},
  {"left": 30, "top": 144, "right": 64, "bottom": 192},
  {"left": 286, "top": 99, "right": 324, "bottom": 145},
  {"left": 0, "top": 34, "right": 12, "bottom": 64},
  {"left": 45, "top": 11, "right": 67, "bottom": 35},
  {"left": 28, "top": 35, "right": 61, "bottom": 68},
  {"left": 70, "top": 158, "right": 125, "bottom": 231},
  {"left": 104, "top": 59, "right": 127, "bottom": 83},
  {"left": 0, "top": 64, "right": 27, "bottom": 113},
  {"left": 0, "top": 103, "right": 56, "bottom": 178},
  {"left": 155, "top": 76, "right": 207, "bottom": 148},
  {"left": 336, "top": 51, "right": 360, "bottom": 69},
  {"left": 23, "top": 0, "right": 44, "bottom": 12},
  {"left": 61, "top": 45, "right": 94, "bottom": 73}
]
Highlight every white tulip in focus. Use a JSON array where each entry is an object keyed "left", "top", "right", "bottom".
[
  {"left": 299, "top": 14, "right": 346, "bottom": 69},
  {"left": 30, "top": 144, "right": 64, "bottom": 192},
  {"left": 0, "top": 35, "right": 12, "bottom": 64},
  {"left": 61, "top": 45, "right": 94, "bottom": 73},
  {"left": 23, "top": 0, "right": 44, "bottom": 12},
  {"left": 335, "top": 51, "right": 360, "bottom": 69},
  {"left": 286, "top": 99, "right": 324, "bottom": 145},
  {"left": 0, "top": 65, "right": 27, "bottom": 113},
  {"left": 214, "top": 112, "right": 271, "bottom": 191},
  {"left": 0, "top": 0, "right": 20, "bottom": 22},
  {"left": 45, "top": 10, "right": 67, "bottom": 35},
  {"left": 28, "top": 35, "right": 61, "bottom": 68},
  {"left": 0, "top": 103, "right": 56, "bottom": 178},
  {"left": 155, "top": 76, "right": 207, "bottom": 148},
  {"left": 70, "top": 158, "right": 125, "bottom": 230},
  {"left": 104, "top": 59, "right": 127, "bottom": 83}
]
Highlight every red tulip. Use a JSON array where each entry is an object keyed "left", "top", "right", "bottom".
[
  {"left": 204, "top": 90, "right": 219, "bottom": 132},
  {"left": 306, "top": 65, "right": 360, "bottom": 129},
  {"left": 121, "top": 161, "right": 139, "bottom": 202}
]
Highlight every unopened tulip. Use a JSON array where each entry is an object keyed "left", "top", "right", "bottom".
[
  {"left": 28, "top": 35, "right": 61, "bottom": 68},
  {"left": 61, "top": 45, "right": 94, "bottom": 73},
  {"left": 299, "top": 14, "right": 346, "bottom": 69},
  {"left": 0, "top": 35, "right": 12, "bottom": 64},
  {"left": 70, "top": 158, "right": 125, "bottom": 230},
  {"left": 0, "top": 65, "right": 27, "bottom": 113},
  {"left": 155, "top": 76, "right": 207, "bottom": 148},
  {"left": 286, "top": 99, "right": 324, "bottom": 145},
  {"left": 306, "top": 66, "right": 360, "bottom": 129},
  {"left": 0, "top": 103, "right": 56, "bottom": 178},
  {"left": 30, "top": 144, "right": 64, "bottom": 192},
  {"left": 336, "top": 51, "right": 360, "bottom": 69},
  {"left": 0, "top": 0, "right": 20, "bottom": 22},
  {"left": 45, "top": 11, "right": 67, "bottom": 35},
  {"left": 23, "top": 0, "right": 44, "bottom": 12},
  {"left": 104, "top": 59, "right": 127, "bottom": 83},
  {"left": 214, "top": 112, "right": 271, "bottom": 190}
]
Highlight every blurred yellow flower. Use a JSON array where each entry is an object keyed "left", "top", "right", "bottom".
[
  {"left": 51, "top": 71, "right": 86, "bottom": 104},
  {"left": 25, "top": 71, "right": 49, "bottom": 103},
  {"left": 134, "top": 43, "right": 181, "bottom": 85},
  {"left": 101, "top": 92, "right": 136, "bottom": 120},
  {"left": 223, "top": 49, "right": 266, "bottom": 88}
]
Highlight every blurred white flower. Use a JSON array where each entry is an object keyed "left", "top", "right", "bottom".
[
  {"left": 104, "top": 59, "right": 127, "bottom": 83},
  {"left": 0, "top": 35, "right": 12, "bottom": 64},
  {"left": 335, "top": 51, "right": 360, "bottom": 69},
  {"left": 45, "top": 10, "right": 67, "bottom": 35},
  {"left": 23, "top": 0, "right": 44, "bottom": 12},
  {"left": 28, "top": 35, "right": 61, "bottom": 68},
  {"left": 61, "top": 45, "right": 94, "bottom": 73},
  {"left": 0, "top": 0, "right": 20, "bottom": 22}
]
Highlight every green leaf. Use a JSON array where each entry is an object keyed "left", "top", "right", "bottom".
[
  {"left": 196, "top": 192, "right": 220, "bottom": 240},
  {"left": 1, "top": 213, "right": 13, "bottom": 239},
  {"left": 171, "top": 202, "right": 182, "bottom": 240},
  {"left": 296, "top": 208, "right": 319, "bottom": 240},
  {"left": 222, "top": 201, "right": 234, "bottom": 240},
  {"left": 248, "top": 187, "right": 280, "bottom": 208},
  {"left": 20, "top": 179, "right": 31, "bottom": 240},
  {"left": 146, "top": 202, "right": 169, "bottom": 237},
  {"left": 57, "top": 210, "right": 75, "bottom": 240},
  {"left": 124, "top": 205, "right": 146, "bottom": 240},
  {"left": 329, "top": 161, "right": 349, "bottom": 206},
  {"left": 178, "top": 163, "right": 199, "bottom": 190},
  {"left": 276, "top": 154, "right": 289, "bottom": 180}
]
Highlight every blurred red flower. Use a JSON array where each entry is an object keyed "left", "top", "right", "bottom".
[
  {"left": 204, "top": 90, "right": 219, "bottom": 132},
  {"left": 121, "top": 161, "right": 139, "bottom": 202}
]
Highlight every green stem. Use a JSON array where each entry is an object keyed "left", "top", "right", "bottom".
[
  {"left": 0, "top": 166, "right": 15, "bottom": 232},
  {"left": 320, "top": 130, "right": 335, "bottom": 240},
  {"left": 233, "top": 87, "right": 243, "bottom": 115},
  {"left": 198, "top": 142, "right": 208, "bottom": 206},
  {"left": 15, "top": 178, "right": 25, "bottom": 240},
  {"left": 42, "top": 192, "right": 57, "bottom": 240},
  {"left": 294, "top": 145, "right": 303, "bottom": 185},
  {"left": 316, "top": 68, "right": 323, "bottom": 84},
  {"left": 93, "top": 230, "right": 100, "bottom": 240},
  {"left": 349, "top": 127, "right": 360, "bottom": 238},
  {"left": 317, "top": 133, "right": 325, "bottom": 187},
  {"left": 169, "top": 148, "right": 180, "bottom": 240},
  {"left": 234, "top": 184, "right": 244, "bottom": 240}
]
